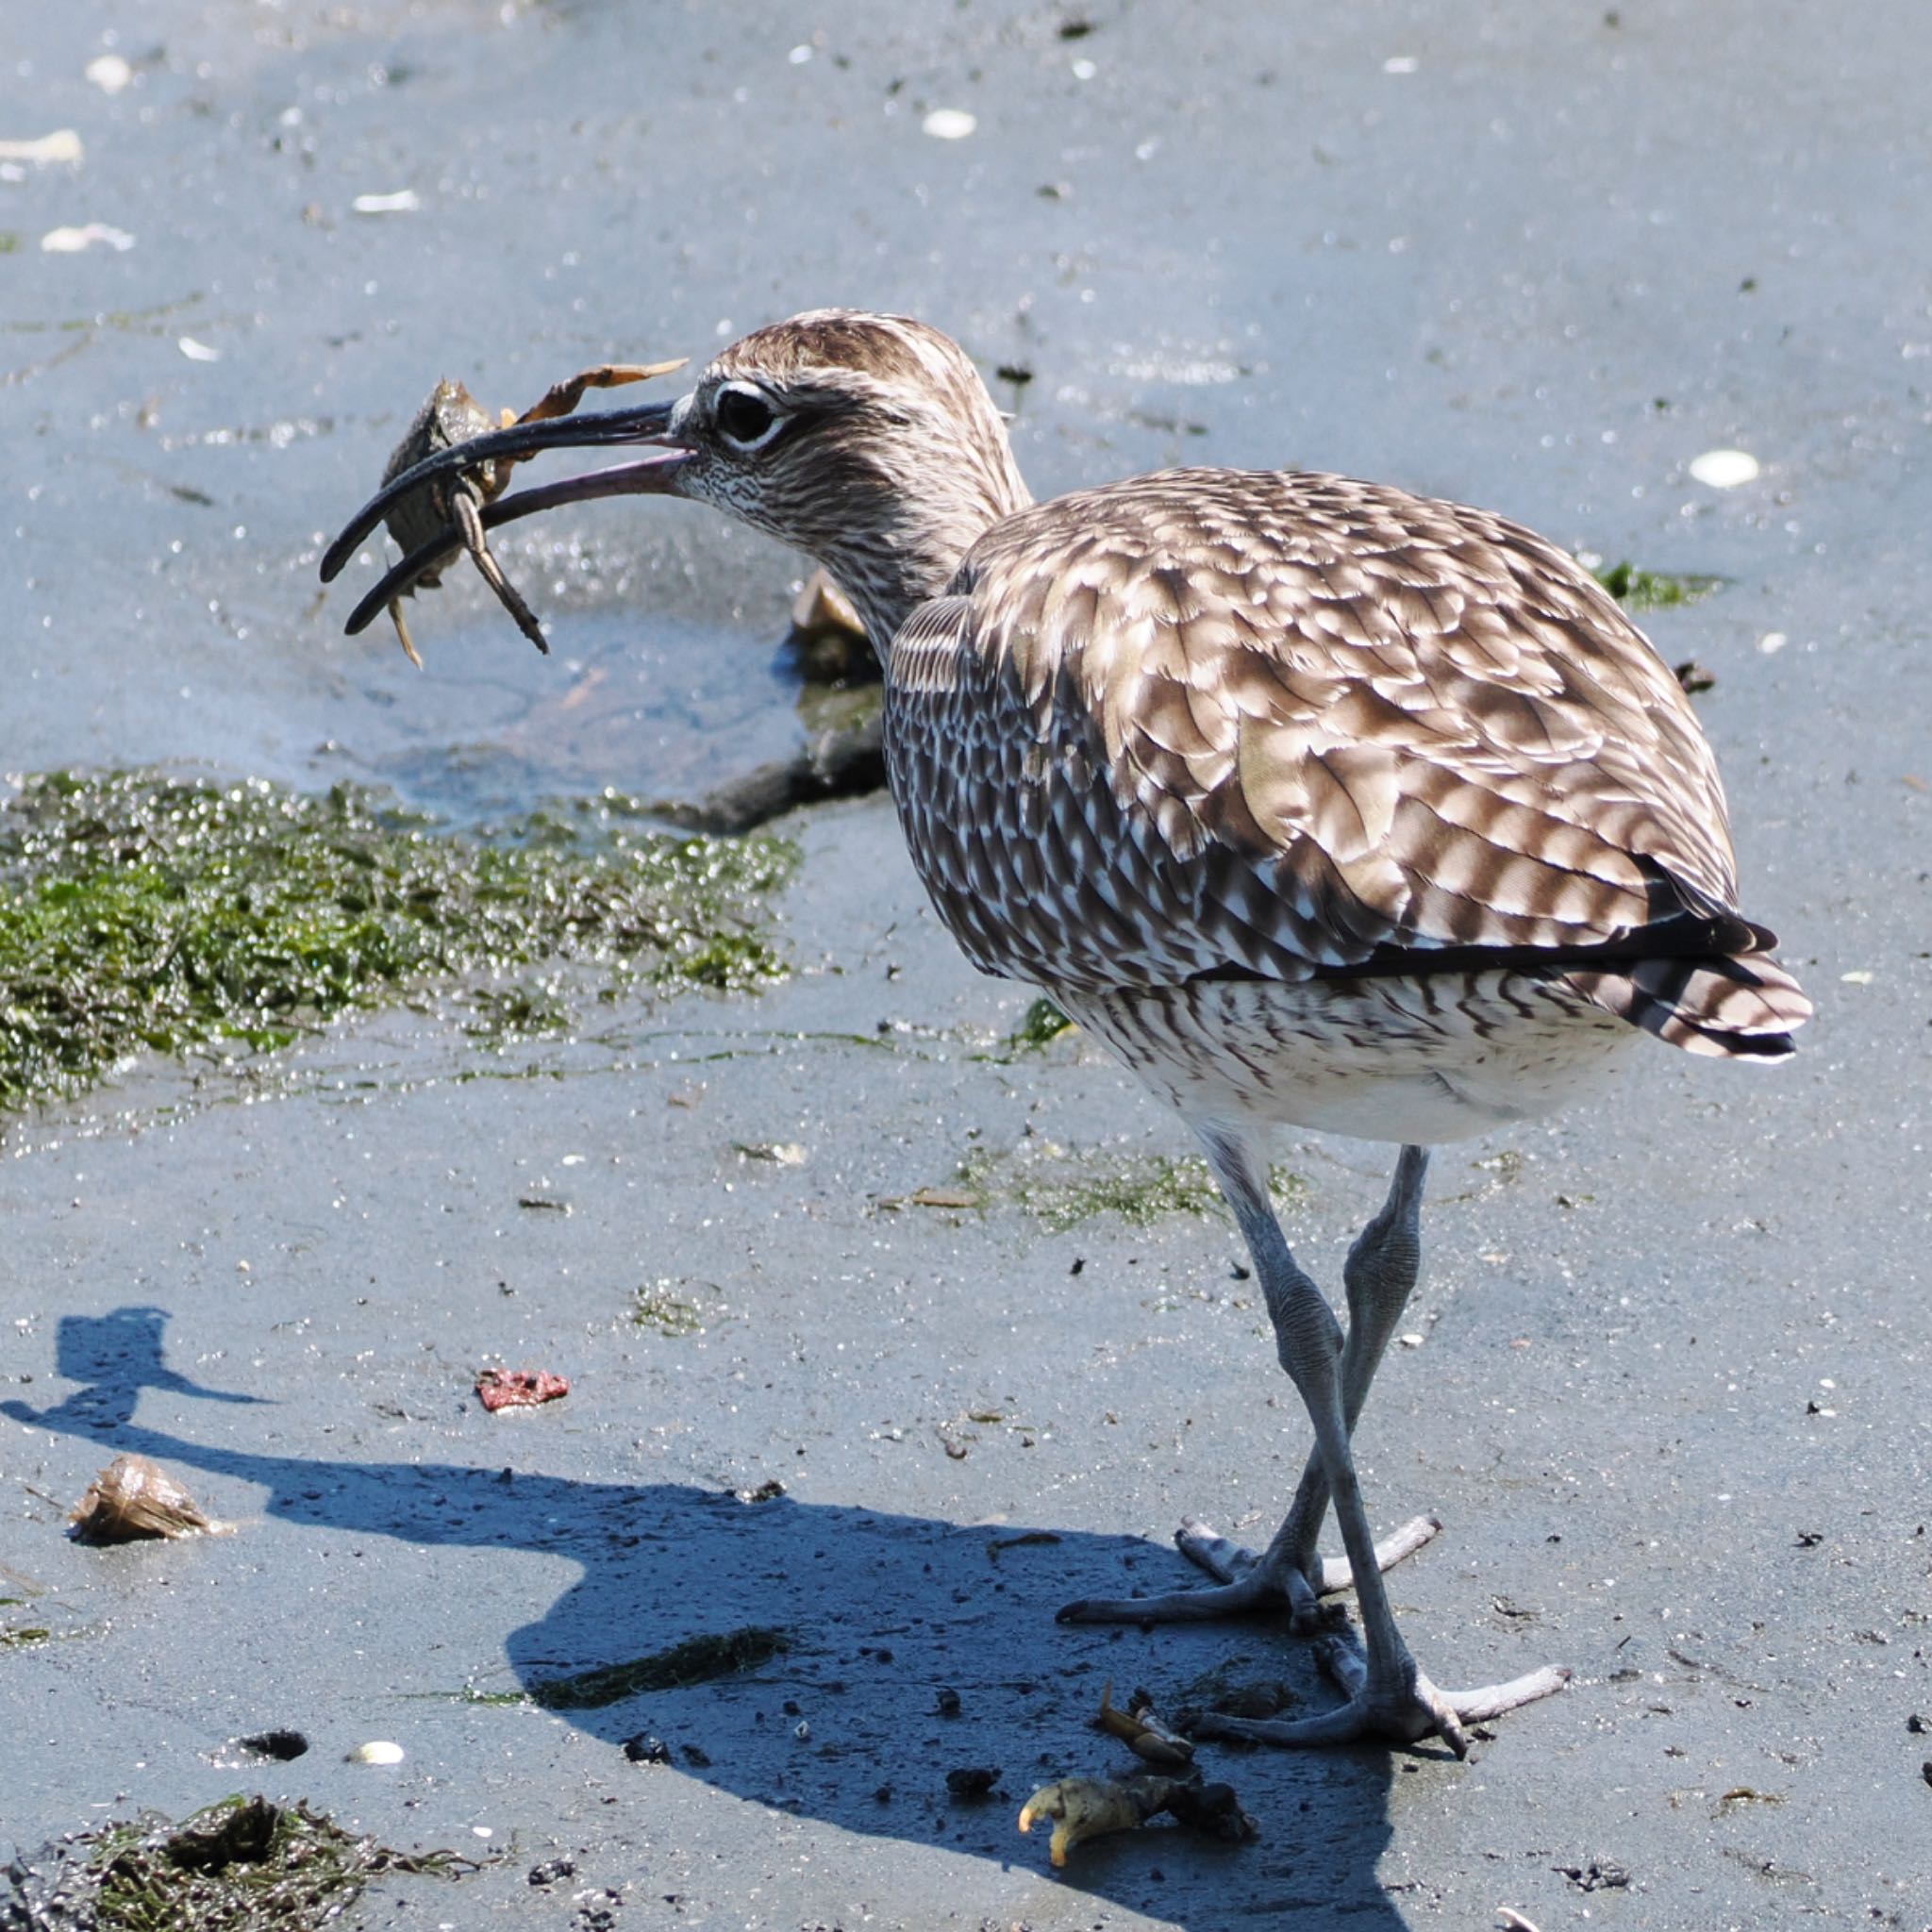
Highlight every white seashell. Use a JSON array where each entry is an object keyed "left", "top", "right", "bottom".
[
  {"left": 1688, "top": 448, "right": 1760, "bottom": 489},
  {"left": 41, "top": 223, "right": 134, "bottom": 254},
  {"left": 921, "top": 108, "right": 976, "bottom": 141},
  {"left": 0, "top": 130, "right": 83, "bottom": 165}
]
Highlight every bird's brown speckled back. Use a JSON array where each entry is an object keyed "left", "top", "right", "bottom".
[{"left": 884, "top": 465, "right": 1807, "bottom": 1064}]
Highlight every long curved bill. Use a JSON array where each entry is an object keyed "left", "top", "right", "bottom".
[
  {"left": 337, "top": 456, "right": 684, "bottom": 637},
  {"left": 318, "top": 394, "right": 691, "bottom": 623}
]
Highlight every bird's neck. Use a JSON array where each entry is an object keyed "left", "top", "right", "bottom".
[{"left": 822, "top": 427, "right": 1033, "bottom": 650}]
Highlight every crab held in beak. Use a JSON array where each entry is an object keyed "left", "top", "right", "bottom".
[{"left": 320, "top": 364, "right": 694, "bottom": 646}]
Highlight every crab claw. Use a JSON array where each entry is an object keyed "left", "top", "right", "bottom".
[{"left": 1017, "top": 1775, "right": 1175, "bottom": 1868}]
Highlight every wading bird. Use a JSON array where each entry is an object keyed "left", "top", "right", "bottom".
[{"left": 325, "top": 310, "right": 1808, "bottom": 1753}]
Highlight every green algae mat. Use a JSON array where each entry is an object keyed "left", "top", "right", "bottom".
[{"left": 0, "top": 771, "right": 796, "bottom": 1116}]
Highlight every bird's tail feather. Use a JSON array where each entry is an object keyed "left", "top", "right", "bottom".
[{"left": 1565, "top": 952, "right": 1811, "bottom": 1060}]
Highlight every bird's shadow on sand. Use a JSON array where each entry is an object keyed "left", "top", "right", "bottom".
[{"left": 6, "top": 1306, "right": 1415, "bottom": 1928}]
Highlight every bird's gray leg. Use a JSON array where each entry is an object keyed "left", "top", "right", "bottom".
[
  {"left": 1058, "top": 1143, "right": 1438, "bottom": 1630},
  {"left": 1061, "top": 1131, "right": 1567, "bottom": 1751},
  {"left": 1185, "top": 1145, "right": 1441, "bottom": 1629}
]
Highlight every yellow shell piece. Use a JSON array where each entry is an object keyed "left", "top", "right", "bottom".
[{"left": 1095, "top": 1677, "right": 1195, "bottom": 1767}]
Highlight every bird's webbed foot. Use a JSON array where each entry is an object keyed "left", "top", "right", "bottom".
[
  {"left": 1056, "top": 1511, "right": 1441, "bottom": 1634},
  {"left": 1184, "top": 1630, "right": 1571, "bottom": 1757}
]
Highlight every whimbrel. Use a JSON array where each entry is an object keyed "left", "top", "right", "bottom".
[{"left": 325, "top": 310, "right": 1811, "bottom": 1753}]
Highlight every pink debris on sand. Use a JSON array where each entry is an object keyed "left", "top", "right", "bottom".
[{"left": 475, "top": 1368, "right": 571, "bottom": 1412}]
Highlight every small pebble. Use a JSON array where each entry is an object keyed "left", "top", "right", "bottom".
[{"left": 348, "top": 1740, "right": 405, "bottom": 1765}]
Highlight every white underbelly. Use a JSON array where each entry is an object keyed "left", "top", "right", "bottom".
[{"left": 1054, "top": 971, "right": 1636, "bottom": 1145}]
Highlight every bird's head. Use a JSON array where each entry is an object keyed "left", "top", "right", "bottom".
[{"left": 323, "top": 309, "right": 1031, "bottom": 647}]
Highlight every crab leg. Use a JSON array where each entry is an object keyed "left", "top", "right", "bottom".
[
  {"left": 450, "top": 486, "right": 550, "bottom": 656},
  {"left": 513, "top": 358, "right": 688, "bottom": 429}
]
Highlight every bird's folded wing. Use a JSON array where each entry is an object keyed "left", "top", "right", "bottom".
[{"left": 886, "top": 469, "right": 1761, "bottom": 995}]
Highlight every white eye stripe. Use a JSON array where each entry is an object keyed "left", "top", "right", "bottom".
[{"left": 713, "top": 381, "right": 787, "bottom": 451}]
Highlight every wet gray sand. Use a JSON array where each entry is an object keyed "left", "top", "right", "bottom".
[{"left": 4, "top": 3, "right": 1929, "bottom": 1927}]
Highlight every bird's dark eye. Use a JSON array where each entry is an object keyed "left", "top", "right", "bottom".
[{"left": 714, "top": 385, "right": 780, "bottom": 449}]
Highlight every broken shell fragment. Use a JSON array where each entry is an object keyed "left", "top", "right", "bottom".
[
  {"left": 1017, "top": 1774, "right": 1175, "bottom": 1867},
  {"left": 475, "top": 1368, "right": 570, "bottom": 1411},
  {"left": 1095, "top": 1678, "right": 1194, "bottom": 1767},
  {"left": 40, "top": 222, "right": 135, "bottom": 254},
  {"left": 69, "top": 1455, "right": 223, "bottom": 1542},
  {"left": 0, "top": 129, "right": 85, "bottom": 165}
]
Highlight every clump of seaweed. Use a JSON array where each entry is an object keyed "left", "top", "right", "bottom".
[
  {"left": 1589, "top": 559, "right": 1723, "bottom": 611},
  {"left": 0, "top": 1793, "right": 466, "bottom": 1932},
  {"left": 1007, "top": 996, "right": 1074, "bottom": 1051},
  {"left": 0, "top": 771, "right": 797, "bottom": 1115},
  {"left": 955, "top": 1141, "right": 1306, "bottom": 1234},
  {"left": 632, "top": 1283, "right": 707, "bottom": 1338},
  {"left": 526, "top": 1624, "right": 790, "bottom": 1712}
]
